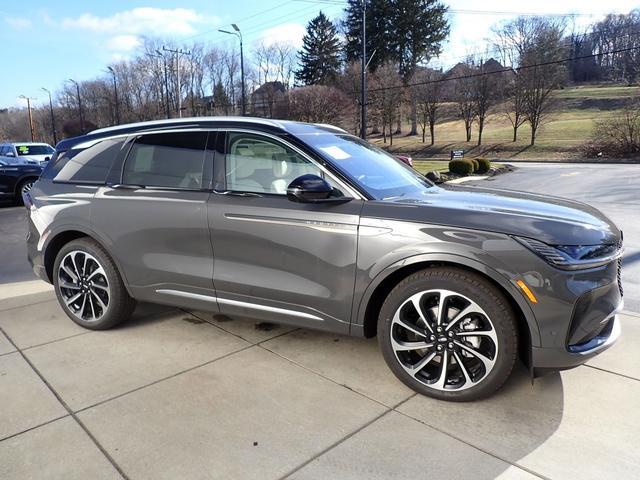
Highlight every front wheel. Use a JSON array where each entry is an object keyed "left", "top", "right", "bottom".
[
  {"left": 378, "top": 267, "right": 518, "bottom": 402},
  {"left": 53, "top": 238, "right": 135, "bottom": 330}
]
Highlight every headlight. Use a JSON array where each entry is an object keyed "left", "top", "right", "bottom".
[{"left": 515, "top": 236, "right": 622, "bottom": 270}]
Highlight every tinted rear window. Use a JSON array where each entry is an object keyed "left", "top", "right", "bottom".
[
  {"left": 122, "top": 132, "right": 207, "bottom": 189},
  {"left": 49, "top": 138, "right": 124, "bottom": 184}
]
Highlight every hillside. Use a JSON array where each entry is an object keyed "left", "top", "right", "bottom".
[{"left": 371, "top": 84, "right": 639, "bottom": 160}]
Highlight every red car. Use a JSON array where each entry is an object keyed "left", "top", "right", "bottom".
[{"left": 395, "top": 155, "right": 413, "bottom": 167}]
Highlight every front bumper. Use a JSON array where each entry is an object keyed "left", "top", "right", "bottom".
[
  {"left": 532, "top": 312, "right": 621, "bottom": 374},
  {"left": 519, "top": 245, "right": 623, "bottom": 374}
]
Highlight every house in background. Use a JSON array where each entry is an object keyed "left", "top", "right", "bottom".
[{"left": 251, "top": 81, "right": 286, "bottom": 118}]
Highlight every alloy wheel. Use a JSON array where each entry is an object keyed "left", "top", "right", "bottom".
[
  {"left": 390, "top": 289, "right": 498, "bottom": 391},
  {"left": 21, "top": 180, "right": 34, "bottom": 195},
  {"left": 57, "top": 250, "right": 110, "bottom": 322}
]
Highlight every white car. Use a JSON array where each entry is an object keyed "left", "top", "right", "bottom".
[{"left": 0, "top": 142, "right": 55, "bottom": 166}]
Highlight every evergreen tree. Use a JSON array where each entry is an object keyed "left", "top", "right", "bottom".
[
  {"left": 212, "top": 83, "right": 231, "bottom": 114},
  {"left": 295, "top": 12, "right": 343, "bottom": 86},
  {"left": 343, "top": 0, "right": 395, "bottom": 72},
  {"left": 343, "top": 0, "right": 449, "bottom": 134}
]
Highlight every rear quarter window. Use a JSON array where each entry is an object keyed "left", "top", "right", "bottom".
[{"left": 47, "top": 138, "right": 125, "bottom": 184}]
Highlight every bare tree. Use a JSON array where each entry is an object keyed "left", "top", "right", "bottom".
[
  {"left": 449, "top": 62, "right": 476, "bottom": 142},
  {"left": 473, "top": 59, "right": 503, "bottom": 145},
  {"left": 371, "top": 63, "right": 404, "bottom": 145},
  {"left": 494, "top": 17, "right": 567, "bottom": 145},
  {"left": 288, "top": 85, "right": 347, "bottom": 125},
  {"left": 412, "top": 68, "right": 442, "bottom": 144}
]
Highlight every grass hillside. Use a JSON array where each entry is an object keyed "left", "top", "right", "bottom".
[{"left": 371, "top": 84, "right": 639, "bottom": 160}]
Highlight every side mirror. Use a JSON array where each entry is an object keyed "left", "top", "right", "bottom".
[
  {"left": 286, "top": 174, "right": 351, "bottom": 204},
  {"left": 5, "top": 152, "right": 15, "bottom": 157}
]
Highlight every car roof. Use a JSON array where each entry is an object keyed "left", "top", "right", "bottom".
[{"left": 56, "top": 117, "right": 347, "bottom": 152}]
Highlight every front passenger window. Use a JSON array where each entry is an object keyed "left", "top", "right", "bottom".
[
  {"left": 225, "top": 133, "right": 324, "bottom": 194},
  {"left": 123, "top": 132, "right": 207, "bottom": 189}
]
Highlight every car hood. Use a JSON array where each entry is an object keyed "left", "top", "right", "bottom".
[{"left": 363, "top": 185, "right": 620, "bottom": 245}]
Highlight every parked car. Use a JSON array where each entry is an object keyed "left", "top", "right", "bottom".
[
  {"left": 0, "top": 158, "right": 42, "bottom": 203},
  {"left": 0, "top": 142, "right": 55, "bottom": 166},
  {"left": 395, "top": 154, "right": 413, "bottom": 167},
  {"left": 25, "top": 117, "right": 623, "bottom": 401}
]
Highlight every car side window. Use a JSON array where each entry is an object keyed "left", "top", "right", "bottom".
[
  {"left": 123, "top": 132, "right": 207, "bottom": 189},
  {"left": 225, "top": 133, "right": 329, "bottom": 194},
  {"left": 51, "top": 138, "right": 125, "bottom": 184}
]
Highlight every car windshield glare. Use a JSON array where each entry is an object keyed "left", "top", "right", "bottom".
[{"left": 306, "top": 134, "right": 432, "bottom": 200}]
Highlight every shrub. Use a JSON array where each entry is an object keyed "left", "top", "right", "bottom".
[
  {"left": 448, "top": 159, "right": 474, "bottom": 175},
  {"left": 476, "top": 157, "right": 491, "bottom": 173},
  {"left": 470, "top": 158, "right": 479, "bottom": 172}
]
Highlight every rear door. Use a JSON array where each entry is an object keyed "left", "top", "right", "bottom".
[
  {"left": 92, "top": 130, "right": 217, "bottom": 310},
  {"left": 207, "top": 130, "right": 364, "bottom": 333}
]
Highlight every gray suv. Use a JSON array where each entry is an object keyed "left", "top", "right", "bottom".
[{"left": 25, "top": 118, "right": 623, "bottom": 401}]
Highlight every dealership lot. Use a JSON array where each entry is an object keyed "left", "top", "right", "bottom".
[{"left": 1, "top": 162, "right": 639, "bottom": 479}]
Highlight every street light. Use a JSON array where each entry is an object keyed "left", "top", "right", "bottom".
[
  {"left": 67, "top": 79, "right": 85, "bottom": 134},
  {"left": 219, "top": 24, "right": 245, "bottom": 116},
  {"left": 107, "top": 66, "right": 120, "bottom": 125},
  {"left": 18, "top": 95, "right": 37, "bottom": 141},
  {"left": 40, "top": 88, "right": 58, "bottom": 145}
]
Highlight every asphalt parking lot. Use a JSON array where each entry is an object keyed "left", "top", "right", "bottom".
[{"left": 1, "top": 163, "right": 639, "bottom": 479}]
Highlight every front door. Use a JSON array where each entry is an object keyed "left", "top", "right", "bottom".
[{"left": 207, "top": 131, "right": 363, "bottom": 333}]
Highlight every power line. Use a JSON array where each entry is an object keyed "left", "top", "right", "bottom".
[{"left": 366, "top": 45, "right": 640, "bottom": 95}]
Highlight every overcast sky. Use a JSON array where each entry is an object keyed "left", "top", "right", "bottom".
[{"left": 1, "top": 0, "right": 638, "bottom": 108}]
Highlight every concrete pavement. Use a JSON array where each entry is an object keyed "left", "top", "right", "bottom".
[{"left": 0, "top": 288, "right": 639, "bottom": 480}]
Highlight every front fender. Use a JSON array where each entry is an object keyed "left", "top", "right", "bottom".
[{"left": 352, "top": 252, "right": 541, "bottom": 348}]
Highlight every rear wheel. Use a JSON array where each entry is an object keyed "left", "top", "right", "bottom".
[
  {"left": 378, "top": 267, "right": 518, "bottom": 401},
  {"left": 53, "top": 238, "right": 135, "bottom": 330}
]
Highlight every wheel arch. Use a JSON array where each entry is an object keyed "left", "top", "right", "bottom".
[
  {"left": 14, "top": 175, "right": 40, "bottom": 195},
  {"left": 43, "top": 228, "right": 134, "bottom": 297},
  {"left": 355, "top": 254, "right": 541, "bottom": 367}
]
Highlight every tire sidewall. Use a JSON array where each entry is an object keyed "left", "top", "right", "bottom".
[
  {"left": 378, "top": 268, "right": 518, "bottom": 402},
  {"left": 53, "top": 239, "right": 128, "bottom": 330}
]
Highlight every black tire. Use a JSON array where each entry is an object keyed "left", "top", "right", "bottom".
[
  {"left": 15, "top": 177, "right": 37, "bottom": 205},
  {"left": 378, "top": 267, "right": 518, "bottom": 402},
  {"left": 53, "top": 238, "right": 135, "bottom": 330}
]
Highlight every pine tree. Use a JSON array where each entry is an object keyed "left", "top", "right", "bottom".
[
  {"left": 343, "top": 0, "right": 395, "bottom": 72},
  {"left": 295, "top": 12, "right": 342, "bottom": 86}
]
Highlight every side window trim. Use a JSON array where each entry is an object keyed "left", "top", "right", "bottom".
[
  {"left": 221, "top": 129, "right": 361, "bottom": 199},
  {"left": 119, "top": 130, "right": 210, "bottom": 192}
]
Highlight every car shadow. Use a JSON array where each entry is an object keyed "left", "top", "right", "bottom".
[{"left": 397, "top": 362, "right": 564, "bottom": 479}]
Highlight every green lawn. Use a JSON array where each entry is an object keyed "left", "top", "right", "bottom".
[{"left": 371, "top": 84, "right": 639, "bottom": 160}]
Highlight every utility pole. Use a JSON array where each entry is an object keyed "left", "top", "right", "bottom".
[
  {"left": 107, "top": 66, "right": 120, "bottom": 125},
  {"left": 163, "top": 46, "right": 191, "bottom": 118},
  {"left": 360, "top": 0, "right": 367, "bottom": 139},
  {"left": 40, "top": 88, "right": 58, "bottom": 144},
  {"left": 19, "top": 95, "right": 37, "bottom": 141},
  {"left": 219, "top": 24, "right": 246, "bottom": 116},
  {"left": 67, "top": 79, "right": 85, "bottom": 134},
  {"left": 147, "top": 51, "right": 171, "bottom": 119}
]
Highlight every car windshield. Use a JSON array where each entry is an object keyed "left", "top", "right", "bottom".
[
  {"left": 16, "top": 145, "right": 54, "bottom": 156},
  {"left": 304, "top": 134, "right": 432, "bottom": 200}
]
